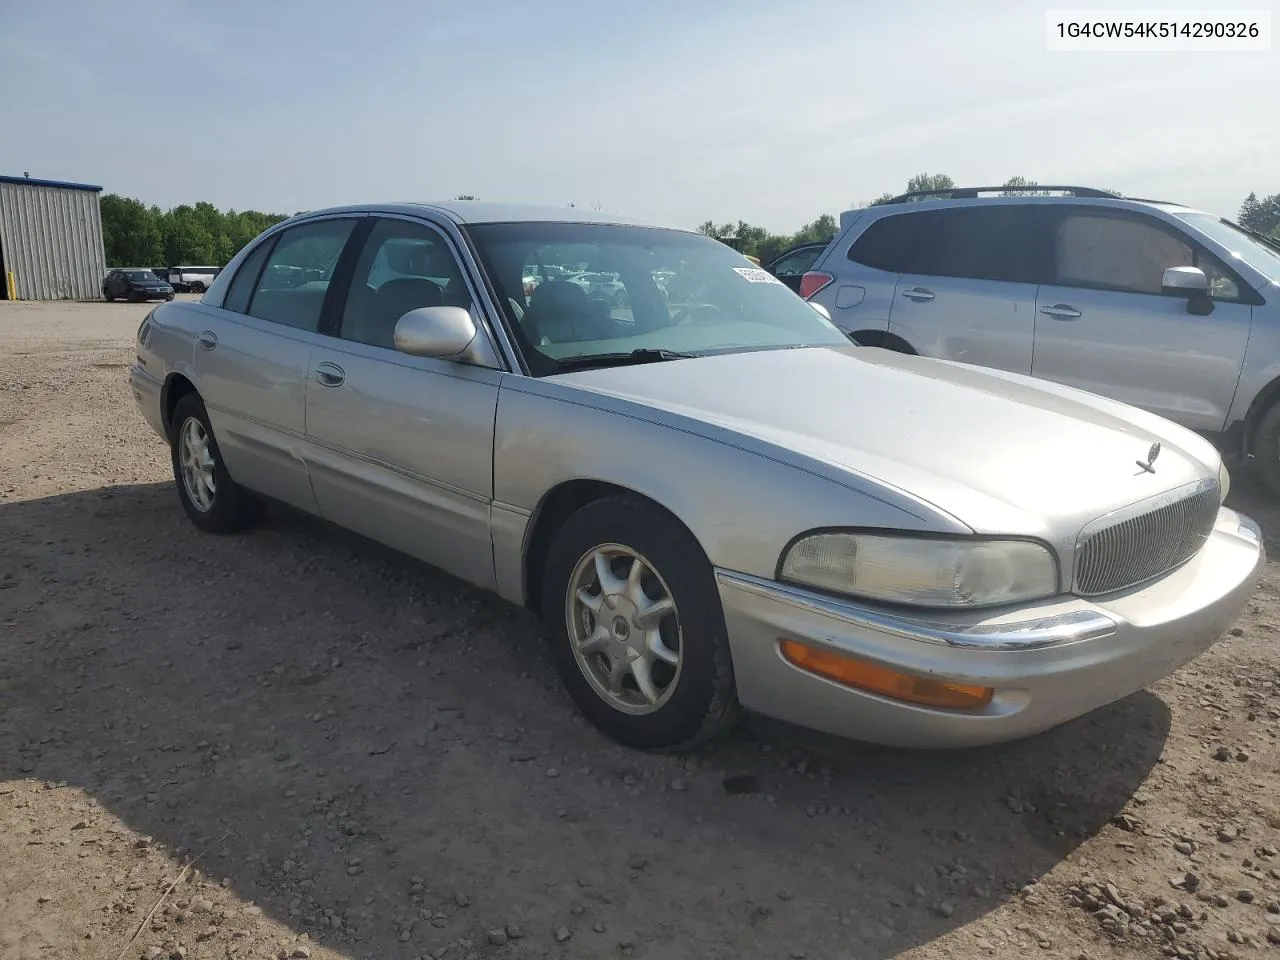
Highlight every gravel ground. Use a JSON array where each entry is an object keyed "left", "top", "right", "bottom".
[{"left": 2, "top": 299, "right": 1279, "bottom": 960}]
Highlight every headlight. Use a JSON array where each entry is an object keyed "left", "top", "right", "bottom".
[
  {"left": 779, "top": 532, "right": 1059, "bottom": 609},
  {"left": 1218, "top": 460, "right": 1230, "bottom": 504}
]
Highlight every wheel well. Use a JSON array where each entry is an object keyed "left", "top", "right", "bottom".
[
  {"left": 848, "top": 330, "right": 916, "bottom": 354},
  {"left": 522, "top": 480, "right": 693, "bottom": 613},
  {"left": 161, "top": 374, "right": 198, "bottom": 436},
  {"left": 1241, "top": 375, "right": 1280, "bottom": 457}
]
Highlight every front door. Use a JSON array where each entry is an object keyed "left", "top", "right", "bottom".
[
  {"left": 303, "top": 216, "right": 502, "bottom": 590},
  {"left": 193, "top": 216, "right": 361, "bottom": 512},
  {"left": 1030, "top": 207, "right": 1253, "bottom": 433},
  {"left": 886, "top": 205, "right": 1040, "bottom": 374}
]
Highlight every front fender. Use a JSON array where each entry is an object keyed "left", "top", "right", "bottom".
[{"left": 492, "top": 381, "right": 959, "bottom": 603}]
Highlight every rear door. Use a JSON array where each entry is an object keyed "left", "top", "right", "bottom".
[
  {"left": 1031, "top": 206, "right": 1253, "bottom": 433},
  {"left": 887, "top": 205, "right": 1041, "bottom": 374},
  {"left": 192, "top": 216, "right": 361, "bottom": 513},
  {"left": 303, "top": 215, "right": 503, "bottom": 590}
]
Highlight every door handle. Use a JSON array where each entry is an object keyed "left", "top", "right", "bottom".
[
  {"left": 901, "top": 286, "right": 935, "bottom": 302},
  {"left": 196, "top": 331, "right": 218, "bottom": 350},
  {"left": 1040, "top": 304, "right": 1082, "bottom": 320},
  {"left": 314, "top": 362, "right": 346, "bottom": 387}
]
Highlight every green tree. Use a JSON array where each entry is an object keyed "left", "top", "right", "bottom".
[
  {"left": 99, "top": 194, "right": 163, "bottom": 266},
  {"left": 905, "top": 173, "right": 955, "bottom": 195},
  {"left": 99, "top": 193, "right": 288, "bottom": 268},
  {"left": 1238, "top": 191, "right": 1280, "bottom": 236},
  {"left": 1001, "top": 175, "right": 1040, "bottom": 196}
]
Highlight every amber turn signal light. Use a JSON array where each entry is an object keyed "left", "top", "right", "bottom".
[{"left": 779, "top": 639, "right": 994, "bottom": 711}]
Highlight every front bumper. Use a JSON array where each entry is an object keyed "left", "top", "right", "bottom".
[
  {"left": 717, "top": 507, "right": 1264, "bottom": 749},
  {"left": 127, "top": 288, "right": 173, "bottom": 300}
]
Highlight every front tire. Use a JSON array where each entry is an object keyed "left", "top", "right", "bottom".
[
  {"left": 189, "top": 281, "right": 206, "bottom": 294},
  {"left": 541, "top": 496, "right": 740, "bottom": 750},
  {"left": 169, "top": 393, "right": 263, "bottom": 533},
  {"left": 1251, "top": 401, "right": 1280, "bottom": 496}
]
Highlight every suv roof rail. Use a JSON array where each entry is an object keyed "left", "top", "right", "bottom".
[
  {"left": 1122, "top": 197, "right": 1187, "bottom": 206},
  {"left": 882, "top": 185, "right": 1121, "bottom": 204}
]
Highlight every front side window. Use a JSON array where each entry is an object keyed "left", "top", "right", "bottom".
[
  {"left": 339, "top": 219, "right": 473, "bottom": 349},
  {"left": 902, "top": 207, "right": 1040, "bottom": 284},
  {"left": 1054, "top": 213, "right": 1194, "bottom": 295},
  {"left": 247, "top": 219, "right": 356, "bottom": 332},
  {"left": 466, "top": 222, "right": 850, "bottom": 376}
]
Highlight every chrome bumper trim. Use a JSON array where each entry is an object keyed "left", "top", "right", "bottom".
[{"left": 714, "top": 570, "right": 1117, "bottom": 651}]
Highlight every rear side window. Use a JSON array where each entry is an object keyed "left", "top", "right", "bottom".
[
  {"left": 246, "top": 219, "right": 357, "bottom": 332},
  {"left": 222, "top": 240, "right": 274, "bottom": 314},
  {"left": 902, "top": 207, "right": 1040, "bottom": 283},
  {"left": 847, "top": 213, "right": 921, "bottom": 271}
]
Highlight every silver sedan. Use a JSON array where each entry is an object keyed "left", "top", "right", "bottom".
[{"left": 129, "top": 201, "right": 1263, "bottom": 751}]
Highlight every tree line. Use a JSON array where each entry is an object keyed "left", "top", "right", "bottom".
[
  {"left": 697, "top": 174, "right": 1280, "bottom": 264},
  {"left": 100, "top": 194, "right": 290, "bottom": 268},
  {"left": 100, "top": 178, "right": 1280, "bottom": 271}
]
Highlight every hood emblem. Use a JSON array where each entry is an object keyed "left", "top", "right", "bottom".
[{"left": 1136, "top": 441, "right": 1161, "bottom": 474}]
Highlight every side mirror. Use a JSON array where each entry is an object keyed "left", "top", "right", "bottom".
[
  {"left": 1161, "top": 266, "right": 1209, "bottom": 295},
  {"left": 1161, "top": 266, "right": 1213, "bottom": 315},
  {"left": 810, "top": 301, "right": 832, "bottom": 322},
  {"left": 394, "top": 306, "right": 478, "bottom": 360}
]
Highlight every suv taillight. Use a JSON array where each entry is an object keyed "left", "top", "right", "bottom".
[{"left": 798, "top": 271, "right": 834, "bottom": 300}]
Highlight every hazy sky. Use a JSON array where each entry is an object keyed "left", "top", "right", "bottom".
[{"left": 1, "top": 0, "right": 1275, "bottom": 231}]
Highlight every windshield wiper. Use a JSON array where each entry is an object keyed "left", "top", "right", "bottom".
[{"left": 552, "top": 348, "right": 696, "bottom": 371}]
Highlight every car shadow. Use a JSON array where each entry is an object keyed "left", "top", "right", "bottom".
[{"left": 0, "top": 482, "right": 1172, "bottom": 959}]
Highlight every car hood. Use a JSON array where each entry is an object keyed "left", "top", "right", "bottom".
[{"left": 546, "top": 346, "right": 1220, "bottom": 537}]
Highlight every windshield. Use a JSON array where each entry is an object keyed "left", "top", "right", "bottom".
[
  {"left": 1175, "top": 212, "right": 1280, "bottom": 279},
  {"left": 125, "top": 271, "right": 157, "bottom": 281},
  {"left": 465, "top": 222, "right": 850, "bottom": 375}
]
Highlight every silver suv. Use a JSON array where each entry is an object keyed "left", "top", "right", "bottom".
[{"left": 803, "top": 186, "right": 1280, "bottom": 493}]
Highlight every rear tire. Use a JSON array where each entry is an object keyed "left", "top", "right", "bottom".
[
  {"left": 541, "top": 496, "right": 740, "bottom": 751},
  {"left": 102, "top": 290, "right": 113, "bottom": 302},
  {"left": 189, "top": 281, "right": 206, "bottom": 294},
  {"left": 169, "top": 393, "right": 264, "bottom": 533},
  {"left": 1251, "top": 401, "right": 1280, "bottom": 497}
]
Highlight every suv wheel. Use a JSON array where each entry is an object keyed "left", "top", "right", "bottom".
[
  {"left": 189, "top": 281, "right": 206, "bottom": 294},
  {"left": 1252, "top": 402, "right": 1280, "bottom": 497}
]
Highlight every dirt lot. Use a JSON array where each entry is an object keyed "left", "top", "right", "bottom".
[{"left": 2, "top": 299, "right": 1279, "bottom": 960}]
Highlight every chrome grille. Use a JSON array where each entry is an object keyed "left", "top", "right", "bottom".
[{"left": 1073, "top": 483, "right": 1220, "bottom": 596}]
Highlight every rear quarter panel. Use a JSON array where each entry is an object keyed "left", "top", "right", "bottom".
[
  {"left": 808, "top": 212, "right": 896, "bottom": 340},
  {"left": 136, "top": 300, "right": 205, "bottom": 431}
]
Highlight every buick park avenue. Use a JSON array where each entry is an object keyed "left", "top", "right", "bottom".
[{"left": 129, "top": 202, "right": 1263, "bottom": 751}]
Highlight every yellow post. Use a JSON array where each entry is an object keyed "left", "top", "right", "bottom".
[{"left": 4, "top": 272, "right": 15, "bottom": 301}]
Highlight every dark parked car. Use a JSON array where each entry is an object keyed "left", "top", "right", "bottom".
[
  {"left": 765, "top": 241, "right": 830, "bottom": 293},
  {"left": 103, "top": 269, "right": 174, "bottom": 303}
]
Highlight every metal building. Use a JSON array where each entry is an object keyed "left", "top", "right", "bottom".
[{"left": 0, "top": 174, "right": 106, "bottom": 301}]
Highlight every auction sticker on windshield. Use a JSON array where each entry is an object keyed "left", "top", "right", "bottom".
[{"left": 733, "top": 267, "right": 784, "bottom": 284}]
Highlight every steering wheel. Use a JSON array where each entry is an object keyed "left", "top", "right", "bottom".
[{"left": 672, "top": 302, "right": 723, "bottom": 326}]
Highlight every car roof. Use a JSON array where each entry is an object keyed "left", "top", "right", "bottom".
[{"left": 285, "top": 200, "right": 674, "bottom": 229}]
